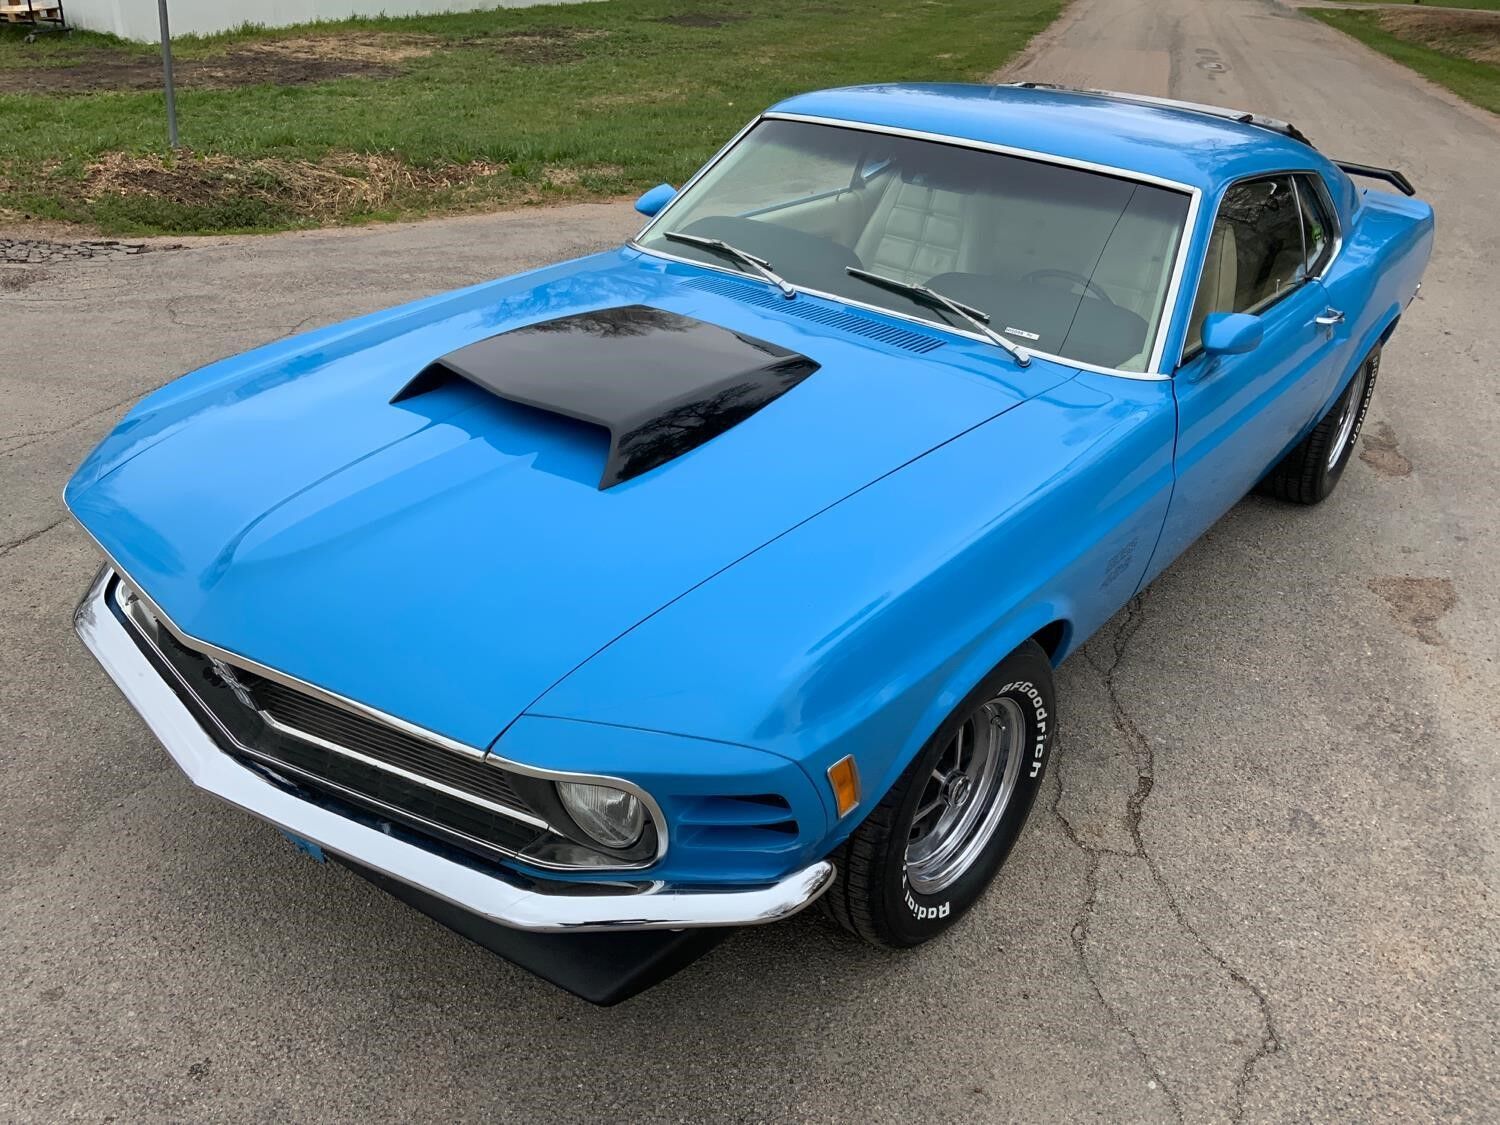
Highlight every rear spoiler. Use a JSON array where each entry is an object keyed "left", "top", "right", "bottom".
[{"left": 1334, "top": 160, "right": 1416, "bottom": 196}]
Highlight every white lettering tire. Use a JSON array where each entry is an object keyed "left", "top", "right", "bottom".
[{"left": 821, "top": 640, "right": 1057, "bottom": 948}]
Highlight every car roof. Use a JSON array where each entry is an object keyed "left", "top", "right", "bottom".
[{"left": 767, "top": 83, "right": 1336, "bottom": 197}]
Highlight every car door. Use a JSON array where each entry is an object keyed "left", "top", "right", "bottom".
[
  {"left": 1296, "top": 171, "right": 1363, "bottom": 406},
  {"left": 1146, "top": 173, "right": 1344, "bottom": 578}
]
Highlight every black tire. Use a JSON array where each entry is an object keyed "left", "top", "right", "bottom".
[
  {"left": 1258, "top": 345, "right": 1380, "bottom": 505},
  {"left": 821, "top": 641, "right": 1056, "bottom": 948}
]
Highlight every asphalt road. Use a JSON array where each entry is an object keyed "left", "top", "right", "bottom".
[{"left": 3, "top": 0, "right": 1496, "bottom": 1120}]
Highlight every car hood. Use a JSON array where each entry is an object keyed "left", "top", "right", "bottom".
[{"left": 67, "top": 248, "right": 1076, "bottom": 748}]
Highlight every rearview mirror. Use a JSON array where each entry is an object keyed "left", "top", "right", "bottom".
[
  {"left": 1200, "top": 312, "right": 1263, "bottom": 356},
  {"left": 634, "top": 183, "right": 677, "bottom": 217}
]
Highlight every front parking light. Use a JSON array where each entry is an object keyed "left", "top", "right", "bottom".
[{"left": 827, "top": 754, "right": 861, "bottom": 817}]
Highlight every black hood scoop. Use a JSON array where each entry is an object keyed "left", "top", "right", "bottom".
[{"left": 393, "top": 305, "right": 819, "bottom": 489}]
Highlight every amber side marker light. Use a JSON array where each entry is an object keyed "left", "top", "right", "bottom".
[{"left": 827, "top": 755, "right": 861, "bottom": 818}]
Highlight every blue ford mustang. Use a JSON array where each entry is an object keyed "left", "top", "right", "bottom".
[{"left": 67, "top": 84, "right": 1432, "bottom": 1003}]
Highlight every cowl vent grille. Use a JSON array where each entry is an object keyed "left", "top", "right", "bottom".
[{"left": 683, "top": 275, "right": 945, "bottom": 354}]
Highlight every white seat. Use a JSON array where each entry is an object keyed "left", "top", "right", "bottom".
[
  {"left": 1185, "top": 221, "right": 1238, "bottom": 353},
  {"left": 854, "top": 177, "right": 978, "bottom": 285}
]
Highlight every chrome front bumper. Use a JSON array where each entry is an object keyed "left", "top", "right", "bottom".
[{"left": 75, "top": 566, "right": 834, "bottom": 933}]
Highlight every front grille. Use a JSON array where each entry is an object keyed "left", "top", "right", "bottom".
[
  {"left": 240, "top": 671, "right": 531, "bottom": 816},
  {"left": 111, "top": 581, "right": 552, "bottom": 862},
  {"left": 250, "top": 731, "right": 541, "bottom": 855}
]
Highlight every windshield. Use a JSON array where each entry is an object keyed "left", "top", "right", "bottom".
[{"left": 637, "top": 119, "right": 1192, "bottom": 373}]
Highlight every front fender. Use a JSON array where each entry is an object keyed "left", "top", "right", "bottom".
[{"left": 535, "top": 373, "right": 1175, "bottom": 837}]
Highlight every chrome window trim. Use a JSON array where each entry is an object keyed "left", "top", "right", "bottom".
[
  {"left": 1293, "top": 171, "right": 1342, "bottom": 279},
  {"left": 630, "top": 112, "right": 761, "bottom": 243},
  {"left": 70, "top": 521, "right": 670, "bottom": 867},
  {"left": 631, "top": 111, "right": 1204, "bottom": 382},
  {"left": 1174, "top": 167, "right": 1347, "bottom": 371}
]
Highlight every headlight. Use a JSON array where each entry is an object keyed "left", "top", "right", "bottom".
[{"left": 555, "top": 780, "right": 646, "bottom": 849}]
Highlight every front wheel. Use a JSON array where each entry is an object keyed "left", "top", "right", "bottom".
[
  {"left": 1258, "top": 345, "right": 1380, "bottom": 504},
  {"left": 821, "top": 641, "right": 1056, "bottom": 947}
]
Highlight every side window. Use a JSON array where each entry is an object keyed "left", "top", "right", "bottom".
[
  {"left": 1295, "top": 173, "right": 1337, "bottom": 277},
  {"left": 1184, "top": 175, "right": 1306, "bottom": 356}
]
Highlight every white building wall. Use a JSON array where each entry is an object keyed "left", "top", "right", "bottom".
[{"left": 64, "top": 0, "right": 591, "bottom": 42}]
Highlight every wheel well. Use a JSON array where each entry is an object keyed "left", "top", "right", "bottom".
[
  {"left": 1030, "top": 620, "right": 1069, "bottom": 664},
  {"left": 1379, "top": 316, "right": 1400, "bottom": 345}
]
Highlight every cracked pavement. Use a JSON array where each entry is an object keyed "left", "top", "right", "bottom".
[
  {"left": 2, "top": 0, "right": 1496, "bottom": 1120},
  {"left": 1058, "top": 598, "right": 1282, "bottom": 1124}
]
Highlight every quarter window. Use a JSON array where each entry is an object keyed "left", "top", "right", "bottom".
[{"left": 1295, "top": 173, "right": 1336, "bottom": 277}]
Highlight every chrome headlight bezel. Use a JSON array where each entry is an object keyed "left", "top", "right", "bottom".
[{"left": 505, "top": 770, "right": 663, "bottom": 867}]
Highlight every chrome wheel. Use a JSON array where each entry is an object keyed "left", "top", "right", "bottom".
[
  {"left": 1329, "top": 360, "right": 1371, "bottom": 470},
  {"left": 905, "top": 696, "right": 1026, "bottom": 895}
]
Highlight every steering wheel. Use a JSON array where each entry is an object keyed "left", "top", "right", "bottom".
[{"left": 1022, "top": 269, "right": 1115, "bottom": 305}]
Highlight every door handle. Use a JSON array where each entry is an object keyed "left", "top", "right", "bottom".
[{"left": 1314, "top": 308, "right": 1345, "bottom": 327}]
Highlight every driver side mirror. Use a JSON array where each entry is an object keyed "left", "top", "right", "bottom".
[
  {"left": 1200, "top": 312, "right": 1263, "bottom": 356},
  {"left": 634, "top": 183, "right": 676, "bottom": 217}
]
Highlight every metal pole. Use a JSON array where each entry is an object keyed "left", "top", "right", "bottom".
[{"left": 157, "top": 0, "right": 179, "bottom": 149}]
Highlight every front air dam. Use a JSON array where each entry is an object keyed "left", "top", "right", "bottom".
[{"left": 336, "top": 858, "right": 730, "bottom": 1005}]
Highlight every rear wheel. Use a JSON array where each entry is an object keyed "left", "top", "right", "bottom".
[
  {"left": 1258, "top": 345, "right": 1380, "bottom": 504},
  {"left": 822, "top": 641, "right": 1056, "bottom": 947}
]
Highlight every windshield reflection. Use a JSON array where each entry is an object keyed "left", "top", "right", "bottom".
[{"left": 637, "top": 118, "right": 1190, "bottom": 372}]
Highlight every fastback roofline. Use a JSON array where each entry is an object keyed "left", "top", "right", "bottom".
[
  {"left": 1000, "top": 83, "right": 1417, "bottom": 195},
  {"left": 1001, "top": 82, "right": 1315, "bottom": 146}
]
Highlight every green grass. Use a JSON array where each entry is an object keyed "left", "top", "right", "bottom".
[
  {"left": 0, "top": 0, "right": 1062, "bottom": 234},
  {"left": 1311, "top": 9, "right": 1500, "bottom": 114},
  {"left": 1330, "top": 0, "right": 1500, "bottom": 10}
]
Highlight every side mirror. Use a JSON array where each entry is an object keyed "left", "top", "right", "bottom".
[
  {"left": 1200, "top": 312, "right": 1263, "bottom": 356},
  {"left": 634, "top": 183, "right": 676, "bottom": 217}
]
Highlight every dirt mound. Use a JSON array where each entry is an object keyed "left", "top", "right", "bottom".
[
  {"left": 248, "top": 34, "right": 440, "bottom": 64},
  {"left": 657, "top": 12, "right": 748, "bottom": 28},
  {"left": 486, "top": 26, "right": 608, "bottom": 64},
  {"left": 67, "top": 151, "right": 622, "bottom": 227},
  {"left": 0, "top": 33, "right": 440, "bottom": 95},
  {"left": 1380, "top": 8, "right": 1500, "bottom": 65},
  {"left": 80, "top": 151, "right": 505, "bottom": 222}
]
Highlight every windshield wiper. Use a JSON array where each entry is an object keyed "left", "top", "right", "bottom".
[
  {"left": 663, "top": 231, "right": 796, "bottom": 299},
  {"left": 844, "top": 266, "right": 1031, "bottom": 366}
]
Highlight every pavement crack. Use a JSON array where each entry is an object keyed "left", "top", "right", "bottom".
[
  {"left": 1081, "top": 596, "right": 1153, "bottom": 853},
  {"left": 1072, "top": 594, "right": 1283, "bottom": 1123},
  {"left": 165, "top": 296, "right": 216, "bottom": 330},
  {"left": 276, "top": 313, "right": 318, "bottom": 339},
  {"left": 1053, "top": 780, "right": 1183, "bottom": 1120},
  {"left": 1053, "top": 595, "right": 1184, "bottom": 1120},
  {"left": 0, "top": 390, "right": 142, "bottom": 459},
  {"left": 0, "top": 516, "right": 67, "bottom": 560}
]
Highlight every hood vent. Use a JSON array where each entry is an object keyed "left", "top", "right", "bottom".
[
  {"left": 683, "top": 274, "right": 945, "bottom": 354},
  {"left": 393, "top": 305, "right": 818, "bottom": 490}
]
